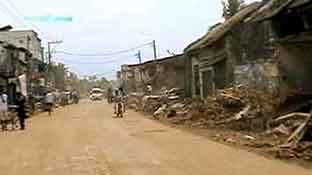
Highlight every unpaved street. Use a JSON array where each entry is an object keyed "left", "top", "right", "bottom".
[{"left": 0, "top": 100, "right": 310, "bottom": 175}]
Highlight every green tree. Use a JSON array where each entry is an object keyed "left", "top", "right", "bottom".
[{"left": 222, "top": 0, "right": 245, "bottom": 19}]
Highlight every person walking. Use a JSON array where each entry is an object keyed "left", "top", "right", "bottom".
[
  {"left": 0, "top": 87, "right": 8, "bottom": 131},
  {"left": 16, "top": 92, "right": 27, "bottom": 130},
  {"left": 113, "top": 88, "right": 125, "bottom": 117},
  {"left": 44, "top": 91, "right": 55, "bottom": 116},
  {"left": 106, "top": 87, "right": 113, "bottom": 103}
]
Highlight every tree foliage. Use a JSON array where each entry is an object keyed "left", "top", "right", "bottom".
[{"left": 222, "top": 0, "right": 245, "bottom": 19}]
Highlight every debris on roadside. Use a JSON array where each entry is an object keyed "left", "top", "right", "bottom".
[
  {"left": 127, "top": 85, "right": 276, "bottom": 130},
  {"left": 126, "top": 86, "right": 312, "bottom": 162},
  {"left": 271, "top": 124, "right": 290, "bottom": 136}
]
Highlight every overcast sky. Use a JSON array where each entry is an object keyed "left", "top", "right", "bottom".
[{"left": 0, "top": 0, "right": 256, "bottom": 79}]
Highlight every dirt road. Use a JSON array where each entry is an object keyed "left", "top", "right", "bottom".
[{"left": 0, "top": 100, "right": 310, "bottom": 175}]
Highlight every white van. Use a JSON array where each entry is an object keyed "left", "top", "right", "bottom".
[{"left": 89, "top": 88, "right": 104, "bottom": 101}]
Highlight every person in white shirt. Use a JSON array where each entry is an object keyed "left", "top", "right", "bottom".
[
  {"left": 44, "top": 91, "right": 55, "bottom": 116},
  {"left": 0, "top": 87, "right": 8, "bottom": 131}
]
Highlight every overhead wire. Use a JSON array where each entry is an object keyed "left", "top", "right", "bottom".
[
  {"left": 0, "top": 0, "right": 121, "bottom": 78},
  {"left": 0, "top": 1, "right": 156, "bottom": 77},
  {"left": 2, "top": 0, "right": 53, "bottom": 41},
  {"left": 56, "top": 56, "right": 135, "bottom": 65},
  {"left": 0, "top": 0, "right": 26, "bottom": 27},
  {"left": 55, "top": 41, "right": 153, "bottom": 57},
  {"left": 53, "top": 41, "right": 155, "bottom": 78}
]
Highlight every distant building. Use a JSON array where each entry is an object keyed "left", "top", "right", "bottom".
[{"left": 121, "top": 54, "right": 186, "bottom": 94}]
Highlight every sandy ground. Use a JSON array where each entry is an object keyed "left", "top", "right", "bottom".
[{"left": 0, "top": 100, "right": 311, "bottom": 175}]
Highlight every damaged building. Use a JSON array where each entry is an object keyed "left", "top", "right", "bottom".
[
  {"left": 0, "top": 26, "right": 46, "bottom": 97},
  {"left": 184, "top": 2, "right": 277, "bottom": 100},
  {"left": 121, "top": 54, "right": 186, "bottom": 94},
  {"left": 0, "top": 41, "right": 31, "bottom": 103},
  {"left": 250, "top": 0, "right": 312, "bottom": 99}
]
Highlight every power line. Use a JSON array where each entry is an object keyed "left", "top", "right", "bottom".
[
  {"left": 56, "top": 57, "right": 134, "bottom": 65},
  {"left": 4, "top": 0, "right": 25, "bottom": 19},
  {"left": 2, "top": 0, "right": 52, "bottom": 40},
  {"left": 0, "top": 1, "right": 26, "bottom": 27},
  {"left": 55, "top": 41, "right": 153, "bottom": 57}
]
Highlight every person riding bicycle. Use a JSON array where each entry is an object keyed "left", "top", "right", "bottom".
[{"left": 113, "top": 87, "right": 125, "bottom": 114}]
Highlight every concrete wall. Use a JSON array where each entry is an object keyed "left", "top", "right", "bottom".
[
  {"left": 0, "top": 44, "right": 17, "bottom": 77},
  {"left": 234, "top": 59, "right": 279, "bottom": 95},
  {"left": 0, "top": 31, "right": 42, "bottom": 60}
]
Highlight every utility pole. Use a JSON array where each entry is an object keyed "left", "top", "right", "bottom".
[
  {"left": 152, "top": 40, "right": 157, "bottom": 60},
  {"left": 135, "top": 50, "right": 144, "bottom": 89},
  {"left": 136, "top": 50, "right": 142, "bottom": 64},
  {"left": 47, "top": 40, "right": 63, "bottom": 88},
  {"left": 47, "top": 40, "right": 62, "bottom": 66}
]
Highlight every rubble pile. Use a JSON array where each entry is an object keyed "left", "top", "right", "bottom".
[
  {"left": 127, "top": 93, "right": 144, "bottom": 111},
  {"left": 168, "top": 85, "right": 277, "bottom": 130},
  {"left": 212, "top": 85, "right": 277, "bottom": 131},
  {"left": 127, "top": 88, "right": 184, "bottom": 116},
  {"left": 128, "top": 85, "right": 277, "bottom": 131},
  {"left": 267, "top": 111, "right": 312, "bottom": 161}
]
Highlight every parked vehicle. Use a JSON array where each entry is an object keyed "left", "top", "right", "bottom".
[{"left": 89, "top": 88, "right": 104, "bottom": 101}]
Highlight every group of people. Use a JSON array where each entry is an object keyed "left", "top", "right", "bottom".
[
  {"left": 0, "top": 87, "right": 28, "bottom": 131},
  {"left": 0, "top": 87, "right": 80, "bottom": 131}
]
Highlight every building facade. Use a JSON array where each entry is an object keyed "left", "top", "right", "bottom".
[
  {"left": 250, "top": 0, "right": 312, "bottom": 98},
  {"left": 184, "top": 2, "right": 277, "bottom": 99},
  {"left": 0, "top": 30, "right": 43, "bottom": 60},
  {"left": 0, "top": 28, "right": 46, "bottom": 98},
  {"left": 0, "top": 41, "right": 31, "bottom": 103}
]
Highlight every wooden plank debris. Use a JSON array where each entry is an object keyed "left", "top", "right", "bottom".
[{"left": 283, "top": 111, "right": 312, "bottom": 147}]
